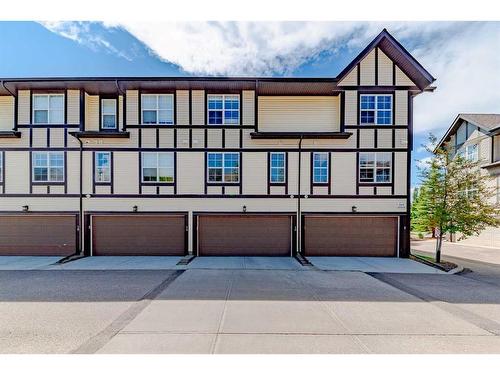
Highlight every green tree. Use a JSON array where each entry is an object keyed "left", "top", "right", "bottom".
[{"left": 416, "top": 134, "right": 500, "bottom": 263}]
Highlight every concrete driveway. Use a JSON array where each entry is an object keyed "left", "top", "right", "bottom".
[
  {"left": 1, "top": 264, "right": 500, "bottom": 353},
  {"left": 0, "top": 256, "right": 62, "bottom": 270}
]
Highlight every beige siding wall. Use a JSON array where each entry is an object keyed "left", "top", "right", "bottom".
[
  {"left": 192, "top": 90, "right": 205, "bottom": 125},
  {"left": 344, "top": 91, "right": 357, "bottom": 125},
  {"left": 67, "top": 90, "right": 80, "bottom": 125},
  {"left": 494, "top": 135, "right": 500, "bottom": 162},
  {"left": 377, "top": 129, "right": 393, "bottom": 148},
  {"left": 31, "top": 128, "right": 47, "bottom": 147},
  {"left": 66, "top": 151, "right": 80, "bottom": 194},
  {"left": 207, "top": 129, "right": 222, "bottom": 148},
  {"left": 360, "top": 49, "right": 376, "bottom": 85},
  {"left": 4, "top": 152, "right": 29, "bottom": 193},
  {"left": 394, "top": 152, "right": 407, "bottom": 195},
  {"left": 126, "top": 90, "right": 139, "bottom": 125},
  {"left": 0, "top": 96, "right": 15, "bottom": 130},
  {"left": 177, "top": 129, "right": 190, "bottom": 148},
  {"left": 378, "top": 49, "right": 393, "bottom": 86},
  {"left": 258, "top": 96, "right": 340, "bottom": 132},
  {"left": 395, "top": 66, "right": 415, "bottom": 86},
  {"left": 338, "top": 66, "right": 358, "bottom": 86},
  {"left": 225, "top": 129, "right": 239, "bottom": 148},
  {"left": 242, "top": 90, "right": 255, "bottom": 126},
  {"left": 176, "top": 90, "right": 189, "bottom": 125},
  {"left": 242, "top": 152, "right": 267, "bottom": 194},
  {"left": 50, "top": 128, "right": 65, "bottom": 148},
  {"left": 85, "top": 94, "right": 99, "bottom": 131},
  {"left": 331, "top": 153, "right": 356, "bottom": 195},
  {"left": 18, "top": 90, "right": 30, "bottom": 125},
  {"left": 395, "top": 129, "right": 408, "bottom": 149},
  {"left": 114, "top": 152, "right": 139, "bottom": 194},
  {"left": 177, "top": 152, "right": 204, "bottom": 194},
  {"left": 395, "top": 90, "right": 408, "bottom": 126},
  {"left": 118, "top": 95, "right": 123, "bottom": 128},
  {"left": 359, "top": 129, "right": 375, "bottom": 148}
]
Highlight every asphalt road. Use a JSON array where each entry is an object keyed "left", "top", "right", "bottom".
[{"left": 2, "top": 258, "right": 500, "bottom": 353}]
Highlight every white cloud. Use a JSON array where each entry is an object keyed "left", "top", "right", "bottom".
[{"left": 40, "top": 21, "right": 500, "bottom": 137}]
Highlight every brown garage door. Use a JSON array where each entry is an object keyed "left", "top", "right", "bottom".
[
  {"left": 304, "top": 216, "right": 398, "bottom": 256},
  {"left": 198, "top": 215, "right": 292, "bottom": 256},
  {"left": 92, "top": 214, "right": 186, "bottom": 256},
  {"left": 0, "top": 215, "right": 77, "bottom": 256}
]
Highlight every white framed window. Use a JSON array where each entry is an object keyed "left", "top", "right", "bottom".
[
  {"left": 313, "top": 152, "right": 329, "bottom": 184},
  {"left": 270, "top": 152, "right": 286, "bottom": 183},
  {"left": 141, "top": 94, "right": 174, "bottom": 125},
  {"left": 33, "top": 94, "right": 64, "bottom": 124},
  {"left": 32, "top": 152, "right": 64, "bottom": 182},
  {"left": 101, "top": 99, "right": 117, "bottom": 129},
  {"left": 208, "top": 95, "right": 240, "bottom": 125},
  {"left": 207, "top": 152, "right": 240, "bottom": 183},
  {"left": 141, "top": 152, "right": 175, "bottom": 183},
  {"left": 359, "top": 152, "right": 392, "bottom": 183},
  {"left": 360, "top": 95, "right": 392, "bottom": 125},
  {"left": 466, "top": 144, "right": 478, "bottom": 161},
  {"left": 0, "top": 152, "right": 3, "bottom": 183},
  {"left": 95, "top": 152, "right": 111, "bottom": 183}
]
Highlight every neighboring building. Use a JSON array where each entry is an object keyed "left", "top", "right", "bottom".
[
  {"left": 435, "top": 114, "right": 500, "bottom": 248},
  {"left": 0, "top": 29, "right": 435, "bottom": 257}
]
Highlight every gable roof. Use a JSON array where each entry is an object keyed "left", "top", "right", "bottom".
[
  {"left": 336, "top": 29, "right": 435, "bottom": 91},
  {"left": 434, "top": 113, "right": 500, "bottom": 152}
]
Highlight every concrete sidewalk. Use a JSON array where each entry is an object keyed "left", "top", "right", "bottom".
[
  {"left": 412, "top": 239, "right": 500, "bottom": 265},
  {"left": 0, "top": 256, "right": 62, "bottom": 270}
]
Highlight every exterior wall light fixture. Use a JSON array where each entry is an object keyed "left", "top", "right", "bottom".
[{"left": 22, "top": 205, "right": 29, "bottom": 212}]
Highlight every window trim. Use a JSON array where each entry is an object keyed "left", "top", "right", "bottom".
[
  {"left": 140, "top": 94, "right": 175, "bottom": 125},
  {"left": 94, "top": 151, "right": 112, "bottom": 184},
  {"left": 312, "top": 152, "right": 329, "bottom": 185},
  {"left": 207, "top": 94, "right": 241, "bottom": 125},
  {"left": 269, "top": 152, "right": 286, "bottom": 185},
  {"left": 206, "top": 152, "right": 240, "bottom": 184},
  {"left": 359, "top": 94, "right": 393, "bottom": 126},
  {"left": 141, "top": 152, "right": 175, "bottom": 184},
  {"left": 31, "top": 151, "right": 65, "bottom": 184},
  {"left": 32, "top": 93, "right": 65, "bottom": 125},
  {"left": 0, "top": 151, "right": 3, "bottom": 184},
  {"left": 358, "top": 152, "right": 392, "bottom": 184},
  {"left": 100, "top": 98, "right": 117, "bottom": 130}
]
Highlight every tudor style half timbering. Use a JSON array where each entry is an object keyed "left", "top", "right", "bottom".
[{"left": 0, "top": 29, "right": 435, "bottom": 257}]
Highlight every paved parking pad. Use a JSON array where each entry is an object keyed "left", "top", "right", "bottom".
[
  {"left": 308, "top": 256, "right": 444, "bottom": 273},
  {"left": 186, "top": 256, "right": 303, "bottom": 270},
  {"left": 46, "top": 256, "right": 183, "bottom": 270},
  {"left": 0, "top": 256, "right": 62, "bottom": 270}
]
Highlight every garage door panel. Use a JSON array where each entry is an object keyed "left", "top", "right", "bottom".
[
  {"left": 0, "top": 215, "right": 77, "bottom": 256},
  {"left": 198, "top": 215, "right": 291, "bottom": 256},
  {"left": 304, "top": 216, "right": 397, "bottom": 256},
  {"left": 92, "top": 215, "right": 186, "bottom": 256}
]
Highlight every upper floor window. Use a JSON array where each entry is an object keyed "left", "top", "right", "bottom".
[
  {"left": 270, "top": 152, "right": 286, "bottom": 184},
  {"left": 141, "top": 152, "right": 174, "bottom": 183},
  {"left": 208, "top": 95, "right": 239, "bottom": 125},
  {"left": 141, "top": 94, "right": 174, "bottom": 125},
  {"left": 360, "top": 95, "right": 392, "bottom": 125},
  {"left": 207, "top": 152, "right": 240, "bottom": 183},
  {"left": 359, "top": 152, "right": 391, "bottom": 183},
  {"left": 457, "top": 144, "right": 478, "bottom": 162},
  {"left": 95, "top": 152, "right": 111, "bottom": 183},
  {"left": 33, "top": 94, "right": 64, "bottom": 124},
  {"left": 313, "top": 152, "right": 329, "bottom": 184},
  {"left": 32, "top": 152, "right": 64, "bottom": 182},
  {"left": 101, "top": 99, "right": 117, "bottom": 130}
]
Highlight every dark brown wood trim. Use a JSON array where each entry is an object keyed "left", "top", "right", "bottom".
[
  {"left": 69, "top": 131, "right": 130, "bottom": 139},
  {"left": 374, "top": 47, "right": 379, "bottom": 86},
  {"left": 0, "top": 131, "right": 21, "bottom": 138},
  {"left": 250, "top": 132, "right": 352, "bottom": 139}
]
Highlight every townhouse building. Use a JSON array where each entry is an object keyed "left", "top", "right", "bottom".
[
  {"left": 435, "top": 114, "right": 500, "bottom": 248},
  {"left": 0, "top": 29, "right": 435, "bottom": 257}
]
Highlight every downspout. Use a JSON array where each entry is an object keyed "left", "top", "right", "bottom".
[
  {"left": 297, "top": 135, "right": 304, "bottom": 254},
  {"left": 76, "top": 136, "right": 84, "bottom": 255}
]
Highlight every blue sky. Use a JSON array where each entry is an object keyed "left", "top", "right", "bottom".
[{"left": 1, "top": 21, "right": 499, "bottom": 188}]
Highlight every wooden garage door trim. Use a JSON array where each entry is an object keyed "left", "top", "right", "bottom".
[
  {"left": 197, "top": 214, "right": 293, "bottom": 256},
  {"left": 303, "top": 215, "right": 399, "bottom": 257},
  {"left": 0, "top": 214, "right": 78, "bottom": 256},
  {"left": 91, "top": 214, "right": 187, "bottom": 256}
]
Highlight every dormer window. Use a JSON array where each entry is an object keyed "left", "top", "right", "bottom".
[{"left": 101, "top": 98, "right": 117, "bottom": 130}]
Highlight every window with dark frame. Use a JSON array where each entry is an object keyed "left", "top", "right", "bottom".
[
  {"left": 95, "top": 152, "right": 111, "bottom": 183},
  {"left": 359, "top": 152, "right": 392, "bottom": 183},
  {"left": 207, "top": 152, "right": 240, "bottom": 183},
  {"left": 313, "top": 152, "right": 329, "bottom": 184},
  {"left": 207, "top": 95, "right": 240, "bottom": 125},
  {"left": 101, "top": 99, "right": 117, "bottom": 130},
  {"left": 141, "top": 94, "right": 174, "bottom": 125},
  {"left": 270, "top": 152, "right": 286, "bottom": 184},
  {"left": 33, "top": 94, "right": 64, "bottom": 124},
  {"left": 360, "top": 94, "right": 392, "bottom": 125},
  {"left": 141, "top": 152, "right": 175, "bottom": 183},
  {"left": 32, "top": 152, "right": 64, "bottom": 182}
]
